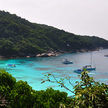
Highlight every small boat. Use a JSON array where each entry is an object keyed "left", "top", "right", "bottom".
[
  {"left": 74, "top": 65, "right": 96, "bottom": 74},
  {"left": 62, "top": 59, "right": 73, "bottom": 64},
  {"left": 7, "top": 64, "right": 16, "bottom": 67},
  {"left": 74, "top": 52, "right": 96, "bottom": 74},
  {"left": 104, "top": 55, "right": 108, "bottom": 57},
  {"left": 83, "top": 65, "right": 96, "bottom": 71},
  {"left": 74, "top": 69, "right": 83, "bottom": 73}
]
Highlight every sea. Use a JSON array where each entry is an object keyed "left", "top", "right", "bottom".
[{"left": 0, "top": 49, "right": 108, "bottom": 96}]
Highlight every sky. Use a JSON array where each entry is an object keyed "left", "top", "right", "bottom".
[{"left": 0, "top": 0, "right": 108, "bottom": 40}]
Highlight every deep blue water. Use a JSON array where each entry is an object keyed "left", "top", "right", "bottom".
[{"left": 0, "top": 49, "right": 108, "bottom": 96}]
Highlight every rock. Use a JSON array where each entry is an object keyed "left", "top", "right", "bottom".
[
  {"left": 26, "top": 56, "right": 30, "bottom": 58},
  {"left": 36, "top": 51, "right": 60, "bottom": 57},
  {"left": 36, "top": 54, "right": 41, "bottom": 57}
]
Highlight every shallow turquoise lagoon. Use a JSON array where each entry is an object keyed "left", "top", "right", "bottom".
[{"left": 0, "top": 49, "right": 108, "bottom": 96}]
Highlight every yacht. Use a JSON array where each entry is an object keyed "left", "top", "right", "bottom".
[{"left": 62, "top": 59, "right": 73, "bottom": 64}]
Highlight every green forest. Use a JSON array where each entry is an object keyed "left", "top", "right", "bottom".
[
  {"left": 0, "top": 11, "right": 108, "bottom": 57},
  {"left": 0, "top": 11, "right": 108, "bottom": 108},
  {"left": 0, "top": 69, "right": 108, "bottom": 108}
]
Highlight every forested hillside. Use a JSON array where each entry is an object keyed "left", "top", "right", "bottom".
[{"left": 0, "top": 11, "right": 108, "bottom": 57}]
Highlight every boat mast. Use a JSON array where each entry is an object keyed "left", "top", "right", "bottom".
[{"left": 91, "top": 52, "right": 92, "bottom": 67}]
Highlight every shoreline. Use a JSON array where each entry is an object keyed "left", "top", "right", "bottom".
[{"left": 0, "top": 47, "right": 105, "bottom": 59}]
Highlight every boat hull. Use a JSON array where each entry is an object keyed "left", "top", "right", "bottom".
[
  {"left": 86, "top": 68, "right": 96, "bottom": 71},
  {"left": 74, "top": 69, "right": 83, "bottom": 73},
  {"left": 74, "top": 67, "right": 96, "bottom": 74},
  {"left": 62, "top": 61, "right": 73, "bottom": 64}
]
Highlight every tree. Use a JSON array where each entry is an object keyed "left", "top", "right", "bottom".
[
  {"left": 42, "top": 71, "right": 108, "bottom": 108},
  {"left": 74, "top": 71, "right": 108, "bottom": 108}
]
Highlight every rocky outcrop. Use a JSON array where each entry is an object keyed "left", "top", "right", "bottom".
[{"left": 36, "top": 51, "right": 60, "bottom": 57}]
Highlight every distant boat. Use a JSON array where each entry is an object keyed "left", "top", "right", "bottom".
[
  {"left": 104, "top": 55, "right": 108, "bottom": 57},
  {"left": 74, "top": 65, "right": 96, "bottom": 74},
  {"left": 74, "top": 69, "right": 83, "bottom": 73},
  {"left": 83, "top": 65, "right": 96, "bottom": 71},
  {"left": 7, "top": 64, "right": 16, "bottom": 67},
  {"left": 74, "top": 52, "right": 96, "bottom": 73},
  {"left": 62, "top": 59, "right": 73, "bottom": 64}
]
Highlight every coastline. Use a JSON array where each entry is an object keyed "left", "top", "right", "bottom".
[
  {"left": 35, "top": 47, "right": 103, "bottom": 57},
  {"left": 0, "top": 47, "right": 104, "bottom": 59}
]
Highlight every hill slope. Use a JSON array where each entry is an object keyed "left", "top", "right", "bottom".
[{"left": 0, "top": 11, "right": 108, "bottom": 57}]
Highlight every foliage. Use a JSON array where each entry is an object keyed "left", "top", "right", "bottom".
[
  {"left": 0, "top": 69, "right": 108, "bottom": 107},
  {"left": 9, "top": 81, "right": 35, "bottom": 108},
  {"left": 0, "top": 69, "right": 16, "bottom": 98},
  {"left": 0, "top": 69, "right": 16, "bottom": 107},
  {"left": 43, "top": 71, "right": 108, "bottom": 108},
  {"left": 0, "top": 11, "right": 108, "bottom": 57},
  {"left": 73, "top": 71, "right": 108, "bottom": 108},
  {"left": 0, "top": 69, "right": 68, "bottom": 108},
  {"left": 34, "top": 88, "right": 67, "bottom": 108}
]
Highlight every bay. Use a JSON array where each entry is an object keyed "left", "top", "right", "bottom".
[{"left": 0, "top": 49, "right": 108, "bottom": 96}]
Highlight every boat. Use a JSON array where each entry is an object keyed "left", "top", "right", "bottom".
[
  {"left": 74, "top": 52, "right": 96, "bottom": 73},
  {"left": 7, "top": 64, "right": 16, "bottom": 67},
  {"left": 74, "top": 65, "right": 96, "bottom": 74},
  {"left": 62, "top": 59, "right": 73, "bottom": 64},
  {"left": 104, "top": 55, "right": 108, "bottom": 57},
  {"left": 83, "top": 65, "right": 96, "bottom": 71},
  {"left": 74, "top": 69, "right": 83, "bottom": 73}
]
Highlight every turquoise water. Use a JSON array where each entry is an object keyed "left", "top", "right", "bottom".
[{"left": 0, "top": 49, "right": 108, "bottom": 96}]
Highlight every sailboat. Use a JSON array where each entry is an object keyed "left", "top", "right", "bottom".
[
  {"left": 83, "top": 52, "right": 96, "bottom": 71},
  {"left": 74, "top": 52, "right": 96, "bottom": 73}
]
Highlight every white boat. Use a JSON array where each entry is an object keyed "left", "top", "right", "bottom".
[{"left": 62, "top": 59, "right": 73, "bottom": 64}]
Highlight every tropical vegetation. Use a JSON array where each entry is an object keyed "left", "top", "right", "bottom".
[
  {"left": 0, "top": 11, "right": 108, "bottom": 57},
  {"left": 0, "top": 69, "right": 108, "bottom": 108}
]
